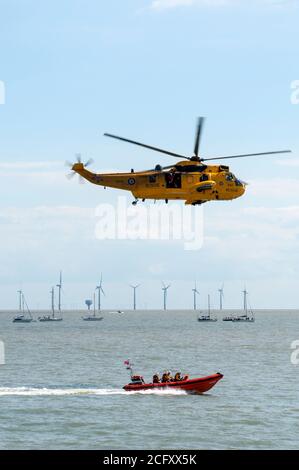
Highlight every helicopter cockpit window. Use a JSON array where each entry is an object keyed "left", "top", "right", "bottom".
[
  {"left": 226, "top": 173, "right": 234, "bottom": 181},
  {"left": 200, "top": 174, "right": 209, "bottom": 182},
  {"left": 149, "top": 175, "right": 157, "bottom": 183}
]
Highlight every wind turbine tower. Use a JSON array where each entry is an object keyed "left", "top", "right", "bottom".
[
  {"left": 56, "top": 271, "right": 62, "bottom": 312},
  {"left": 130, "top": 284, "right": 140, "bottom": 310},
  {"left": 218, "top": 284, "right": 224, "bottom": 310},
  {"left": 162, "top": 282, "right": 171, "bottom": 310},
  {"left": 242, "top": 287, "right": 248, "bottom": 313},
  {"left": 96, "top": 274, "right": 105, "bottom": 311},
  {"left": 192, "top": 283, "right": 199, "bottom": 310}
]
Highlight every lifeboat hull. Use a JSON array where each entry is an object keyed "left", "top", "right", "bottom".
[{"left": 123, "top": 373, "right": 223, "bottom": 394}]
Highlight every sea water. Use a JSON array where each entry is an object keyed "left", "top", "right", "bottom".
[{"left": 0, "top": 310, "right": 298, "bottom": 449}]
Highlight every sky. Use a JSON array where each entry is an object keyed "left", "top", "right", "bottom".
[{"left": 0, "top": 0, "right": 298, "bottom": 310}]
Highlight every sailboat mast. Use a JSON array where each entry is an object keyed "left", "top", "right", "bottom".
[
  {"left": 17, "top": 290, "right": 22, "bottom": 311},
  {"left": 21, "top": 293, "right": 25, "bottom": 313},
  {"left": 51, "top": 287, "right": 55, "bottom": 317},
  {"left": 243, "top": 289, "right": 248, "bottom": 316},
  {"left": 208, "top": 294, "right": 211, "bottom": 318},
  {"left": 57, "top": 271, "right": 62, "bottom": 312}
]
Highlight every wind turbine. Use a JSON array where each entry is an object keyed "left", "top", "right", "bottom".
[
  {"left": 96, "top": 274, "right": 105, "bottom": 311},
  {"left": 130, "top": 284, "right": 140, "bottom": 310},
  {"left": 218, "top": 283, "right": 224, "bottom": 310},
  {"left": 192, "top": 283, "right": 199, "bottom": 310},
  {"left": 162, "top": 282, "right": 171, "bottom": 310},
  {"left": 56, "top": 271, "right": 62, "bottom": 312},
  {"left": 242, "top": 286, "right": 248, "bottom": 314}
]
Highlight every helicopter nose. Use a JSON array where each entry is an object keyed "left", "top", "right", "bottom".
[{"left": 239, "top": 182, "right": 246, "bottom": 196}]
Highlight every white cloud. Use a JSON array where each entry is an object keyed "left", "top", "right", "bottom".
[{"left": 276, "top": 158, "right": 299, "bottom": 167}]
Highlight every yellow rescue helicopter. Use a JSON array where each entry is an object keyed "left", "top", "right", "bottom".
[{"left": 67, "top": 118, "right": 291, "bottom": 205}]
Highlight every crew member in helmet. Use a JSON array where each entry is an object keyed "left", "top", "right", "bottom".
[
  {"left": 174, "top": 372, "right": 182, "bottom": 382},
  {"left": 161, "top": 372, "right": 170, "bottom": 383},
  {"left": 153, "top": 374, "right": 160, "bottom": 384}
]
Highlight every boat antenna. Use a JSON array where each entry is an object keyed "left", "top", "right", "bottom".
[{"left": 124, "top": 359, "right": 134, "bottom": 378}]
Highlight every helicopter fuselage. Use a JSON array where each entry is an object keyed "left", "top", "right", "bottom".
[{"left": 72, "top": 160, "right": 245, "bottom": 205}]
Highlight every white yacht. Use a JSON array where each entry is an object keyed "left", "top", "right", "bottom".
[
  {"left": 13, "top": 291, "right": 35, "bottom": 323},
  {"left": 38, "top": 287, "right": 63, "bottom": 322},
  {"left": 197, "top": 295, "right": 217, "bottom": 322}
]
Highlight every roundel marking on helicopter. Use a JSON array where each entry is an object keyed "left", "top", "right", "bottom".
[{"left": 128, "top": 178, "right": 136, "bottom": 185}]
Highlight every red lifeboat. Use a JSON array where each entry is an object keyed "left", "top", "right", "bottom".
[{"left": 123, "top": 372, "right": 223, "bottom": 394}]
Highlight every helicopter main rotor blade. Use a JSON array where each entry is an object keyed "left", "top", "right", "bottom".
[
  {"left": 201, "top": 150, "right": 291, "bottom": 162},
  {"left": 193, "top": 117, "right": 205, "bottom": 158},
  {"left": 104, "top": 133, "right": 189, "bottom": 160}
]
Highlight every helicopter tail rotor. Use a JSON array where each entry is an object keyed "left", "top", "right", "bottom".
[{"left": 65, "top": 153, "right": 94, "bottom": 184}]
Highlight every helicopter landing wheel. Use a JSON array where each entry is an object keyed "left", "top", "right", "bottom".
[
  {"left": 132, "top": 199, "right": 138, "bottom": 206},
  {"left": 165, "top": 199, "right": 169, "bottom": 204},
  {"left": 192, "top": 201, "right": 206, "bottom": 206}
]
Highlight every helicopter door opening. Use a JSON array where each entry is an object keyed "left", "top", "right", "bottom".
[{"left": 165, "top": 171, "right": 181, "bottom": 189}]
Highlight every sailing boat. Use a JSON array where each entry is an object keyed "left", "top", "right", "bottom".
[
  {"left": 38, "top": 287, "right": 63, "bottom": 322},
  {"left": 232, "top": 288, "right": 255, "bottom": 322},
  {"left": 13, "top": 291, "right": 35, "bottom": 323},
  {"left": 82, "top": 292, "right": 103, "bottom": 321},
  {"left": 197, "top": 295, "right": 217, "bottom": 322}
]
